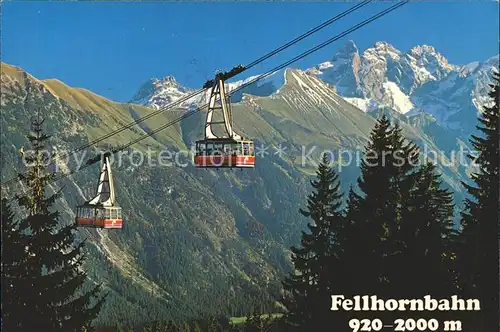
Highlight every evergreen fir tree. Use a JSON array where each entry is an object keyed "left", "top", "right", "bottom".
[
  {"left": 340, "top": 186, "right": 361, "bottom": 297},
  {"left": 342, "top": 116, "right": 423, "bottom": 326},
  {"left": 282, "top": 153, "right": 345, "bottom": 331},
  {"left": 344, "top": 117, "right": 418, "bottom": 291},
  {"left": 1, "top": 198, "right": 28, "bottom": 331},
  {"left": 325, "top": 114, "right": 459, "bottom": 328},
  {"left": 457, "top": 70, "right": 499, "bottom": 331},
  {"left": 389, "top": 161, "right": 457, "bottom": 326},
  {"left": 11, "top": 113, "right": 106, "bottom": 331}
]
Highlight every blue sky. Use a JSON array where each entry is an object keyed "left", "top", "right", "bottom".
[{"left": 2, "top": 1, "right": 499, "bottom": 102}]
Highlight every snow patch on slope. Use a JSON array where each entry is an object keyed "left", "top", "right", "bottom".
[
  {"left": 290, "top": 70, "right": 340, "bottom": 106},
  {"left": 318, "top": 62, "right": 334, "bottom": 70},
  {"left": 226, "top": 74, "right": 262, "bottom": 92},
  {"left": 343, "top": 97, "right": 379, "bottom": 113},
  {"left": 462, "top": 61, "right": 480, "bottom": 74},
  {"left": 382, "top": 81, "right": 414, "bottom": 114}
]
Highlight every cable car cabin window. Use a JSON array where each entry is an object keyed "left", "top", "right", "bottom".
[
  {"left": 198, "top": 143, "right": 207, "bottom": 156},
  {"left": 248, "top": 143, "right": 254, "bottom": 156},
  {"left": 96, "top": 209, "right": 105, "bottom": 220},
  {"left": 110, "top": 209, "right": 117, "bottom": 219},
  {"left": 213, "top": 143, "right": 223, "bottom": 155},
  {"left": 81, "top": 208, "right": 90, "bottom": 218},
  {"left": 243, "top": 143, "right": 250, "bottom": 156},
  {"left": 232, "top": 142, "right": 240, "bottom": 156},
  {"left": 116, "top": 208, "right": 122, "bottom": 219},
  {"left": 104, "top": 209, "right": 111, "bottom": 219},
  {"left": 205, "top": 142, "right": 214, "bottom": 156}
]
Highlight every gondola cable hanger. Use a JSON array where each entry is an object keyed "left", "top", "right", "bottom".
[
  {"left": 1, "top": 0, "right": 372, "bottom": 188},
  {"left": 4, "top": 0, "right": 409, "bottom": 229},
  {"left": 14, "top": 0, "right": 408, "bottom": 188},
  {"left": 62, "top": 0, "right": 408, "bottom": 184}
]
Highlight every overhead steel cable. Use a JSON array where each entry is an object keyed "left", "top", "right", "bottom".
[
  {"left": 2, "top": 0, "right": 371, "bottom": 188},
  {"left": 232, "top": 0, "right": 409, "bottom": 93},
  {"left": 111, "top": 0, "right": 409, "bottom": 154},
  {"left": 62, "top": 0, "right": 372, "bottom": 149},
  {"left": 46, "top": 0, "right": 408, "bottom": 186},
  {"left": 37, "top": 87, "right": 207, "bottom": 166},
  {"left": 6, "top": 0, "right": 408, "bottom": 189},
  {"left": 0, "top": 87, "right": 210, "bottom": 189},
  {"left": 243, "top": 0, "right": 371, "bottom": 70}
]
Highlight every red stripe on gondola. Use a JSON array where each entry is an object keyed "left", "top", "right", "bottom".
[
  {"left": 194, "top": 155, "right": 255, "bottom": 167},
  {"left": 76, "top": 217, "right": 123, "bottom": 229}
]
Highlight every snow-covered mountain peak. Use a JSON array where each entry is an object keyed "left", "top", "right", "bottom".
[
  {"left": 374, "top": 41, "right": 395, "bottom": 48},
  {"left": 408, "top": 45, "right": 458, "bottom": 78},
  {"left": 484, "top": 54, "right": 500, "bottom": 68},
  {"left": 310, "top": 41, "right": 359, "bottom": 74},
  {"left": 130, "top": 75, "right": 202, "bottom": 110},
  {"left": 409, "top": 44, "right": 438, "bottom": 57},
  {"left": 305, "top": 40, "right": 498, "bottom": 135},
  {"left": 374, "top": 41, "right": 399, "bottom": 53},
  {"left": 152, "top": 75, "right": 180, "bottom": 88},
  {"left": 306, "top": 40, "right": 362, "bottom": 98},
  {"left": 467, "top": 55, "right": 500, "bottom": 79},
  {"left": 130, "top": 39, "right": 498, "bottom": 138},
  {"left": 460, "top": 61, "right": 480, "bottom": 76},
  {"left": 333, "top": 40, "right": 359, "bottom": 59},
  {"left": 130, "top": 70, "right": 287, "bottom": 109},
  {"left": 364, "top": 41, "right": 401, "bottom": 61}
]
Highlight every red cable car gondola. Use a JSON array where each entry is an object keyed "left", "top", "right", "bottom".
[
  {"left": 194, "top": 74, "right": 255, "bottom": 168},
  {"left": 75, "top": 154, "right": 123, "bottom": 229}
]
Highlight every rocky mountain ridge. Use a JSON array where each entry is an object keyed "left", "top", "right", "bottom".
[{"left": 131, "top": 40, "right": 498, "bottom": 140}]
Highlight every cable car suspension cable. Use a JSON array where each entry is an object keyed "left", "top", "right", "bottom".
[
  {"left": 109, "top": 0, "right": 409, "bottom": 155},
  {"left": 7, "top": 1, "right": 408, "bottom": 189},
  {"left": 243, "top": 0, "right": 371, "bottom": 71},
  {"left": 55, "top": 0, "right": 373, "bottom": 152},
  {"left": 2, "top": 1, "right": 372, "bottom": 188},
  {"left": 229, "top": 0, "right": 408, "bottom": 93},
  {"left": 113, "top": 0, "right": 409, "bottom": 155}
]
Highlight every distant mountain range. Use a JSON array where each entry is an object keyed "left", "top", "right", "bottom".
[{"left": 130, "top": 40, "right": 498, "bottom": 140}]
